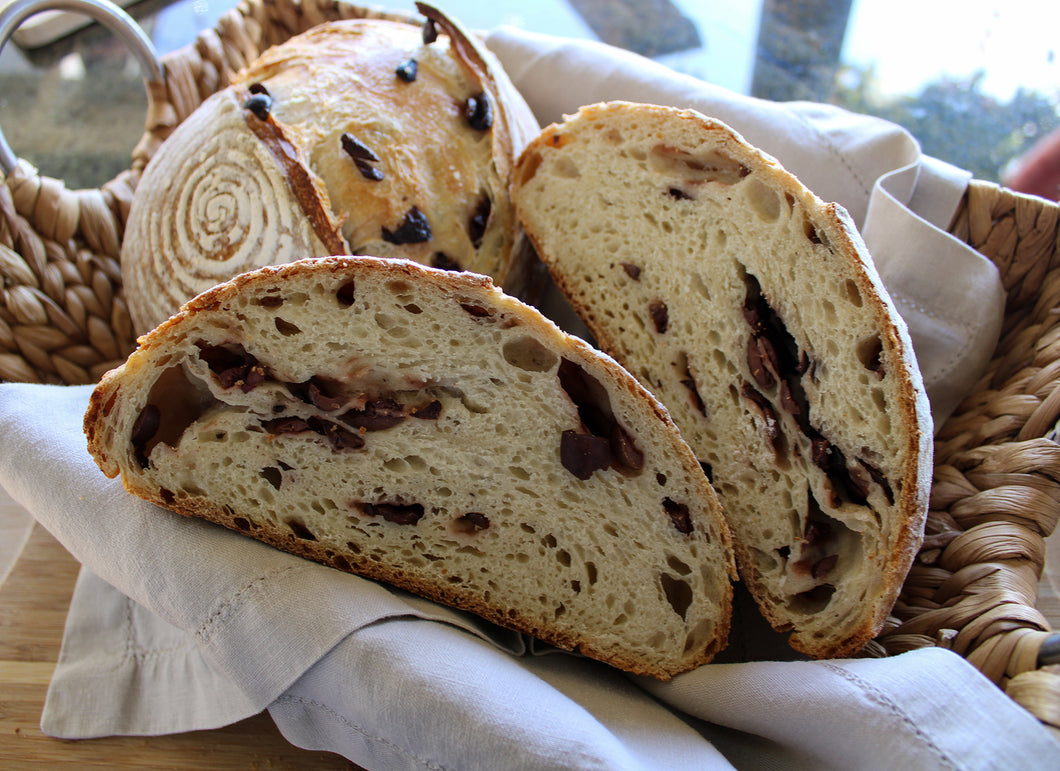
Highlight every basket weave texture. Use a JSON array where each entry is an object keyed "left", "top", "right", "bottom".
[{"left": 1, "top": 0, "right": 1058, "bottom": 734}]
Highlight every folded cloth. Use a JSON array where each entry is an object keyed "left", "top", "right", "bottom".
[
  {"left": 0, "top": 488, "right": 32, "bottom": 586},
  {"left": 1, "top": 383, "right": 1057, "bottom": 769},
  {"left": 1, "top": 26, "right": 1045, "bottom": 771}
]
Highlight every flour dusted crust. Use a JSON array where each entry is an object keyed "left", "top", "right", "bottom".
[
  {"left": 86, "top": 256, "right": 735, "bottom": 679},
  {"left": 122, "top": 3, "right": 539, "bottom": 334},
  {"left": 512, "top": 101, "right": 932, "bottom": 658}
]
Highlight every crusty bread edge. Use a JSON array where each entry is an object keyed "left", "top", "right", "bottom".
[
  {"left": 85, "top": 254, "right": 736, "bottom": 679},
  {"left": 512, "top": 102, "right": 933, "bottom": 658}
]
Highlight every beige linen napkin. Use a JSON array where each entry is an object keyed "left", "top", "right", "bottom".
[
  {"left": 0, "top": 487, "right": 32, "bottom": 586},
  {"left": 1, "top": 26, "right": 1048, "bottom": 771}
]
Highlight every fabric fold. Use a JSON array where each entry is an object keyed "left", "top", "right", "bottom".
[
  {"left": 864, "top": 162, "right": 1004, "bottom": 425},
  {"left": 42, "top": 568, "right": 260, "bottom": 738},
  {"left": 639, "top": 650, "right": 1058, "bottom": 770},
  {"left": 269, "top": 620, "right": 735, "bottom": 771}
]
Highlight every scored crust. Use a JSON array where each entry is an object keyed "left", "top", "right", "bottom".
[
  {"left": 121, "top": 4, "right": 540, "bottom": 335},
  {"left": 85, "top": 255, "right": 736, "bottom": 679},
  {"left": 511, "top": 101, "right": 932, "bottom": 658}
]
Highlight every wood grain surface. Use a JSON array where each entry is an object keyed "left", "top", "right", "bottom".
[{"left": 0, "top": 523, "right": 362, "bottom": 770}]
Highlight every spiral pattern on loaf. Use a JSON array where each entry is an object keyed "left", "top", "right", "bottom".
[{"left": 122, "top": 91, "right": 334, "bottom": 334}]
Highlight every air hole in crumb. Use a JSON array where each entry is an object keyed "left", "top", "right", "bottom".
[
  {"left": 684, "top": 619, "right": 712, "bottom": 653},
  {"left": 660, "top": 574, "right": 693, "bottom": 620},
  {"left": 554, "top": 156, "right": 581, "bottom": 179},
  {"left": 648, "top": 145, "right": 748, "bottom": 185},
  {"left": 337, "top": 280, "right": 356, "bottom": 306},
  {"left": 260, "top": 466, "right": 283, "bottom": 489},
  {"left": 233, "top": 517, "right": 251, "bottom": 531},
  {"left": 856, "top": 335, "right": 885, "bottom": 376},
  {"left": 287, "top": 519, "right": 316, "bottom": 540},
  {"left": 690, "top": 272, "right": 712, "bottom": 300},
  {"left": 745, "top": 177, "right": 781, "bottom": 222},
  {"left": 452, "top": 512, "right": 490, "bottom": 534},
  {"left": 666, "top": 554, "right": 693, "bottom": 576},
  {"left": 752, "top": 547, "right": 780, "bottom": 573},
  {"left": 503, "top": 335, "right": 558, "bottom": 372},
  {"left": 844, "top": 279, "right": 863, "bottom": 307},
  {"left": 791, "top": 583, "right": 836, "bottom": 614},
  {"left": 586, "top": 562, "right": 598, "bottom": 584}
]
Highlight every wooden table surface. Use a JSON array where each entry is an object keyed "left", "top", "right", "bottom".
[{"left": 0, "top": 523, "right": 362, "bottom": 770}]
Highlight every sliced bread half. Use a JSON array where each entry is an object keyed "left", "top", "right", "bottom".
[
  {"left": 84, "top": 255, "right": 735, "bottom": 678},
  {"left": 512, "top": 101, "right": 932, "bottom": 658}
]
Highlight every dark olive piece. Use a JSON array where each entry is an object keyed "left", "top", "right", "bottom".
[
  {"left": 382, "top": 207, "right": 432, "bottom": 244},
  {"left": 411, "top": 399, "right": 442, "bottom": 419},
  {"left": 355, "top": 161, "right": 384, "bottom": 181},
  {"left": 468, "top": 196, "right": 491, "bottom": 248},
  {"left": 341, "top": 398, "right": 405, "bottom": 431},
  {"left": 243, "top": 93, "right": 273, "bottom": 121},
  {"left": 663, "top": 498, "right": 693, "bottom": 534},
  {"left": 431, "top": 252, "right": 462, "bottom": 271},
  {"left": 340, "top": 133, "right": 380, "bottom": 162},
  {"left": 396, "top": 57, "right": 418, "bottom": 82},
  {"left": 365, "top": 502, "right": 425, "bottom": 525},
  {"left": 465, "top": 93, "right": 493, "bottom": 131},
  {"left": 648, "top": 299, "right": 669, "bottom": 334},
  {"left": 422, "top": 18, "right": 438, "bottom": 44},
  {"left": 560, "top": 430, "right": 611, "bottom": 480}
]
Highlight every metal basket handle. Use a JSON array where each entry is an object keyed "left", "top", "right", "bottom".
[{"left": 0, "top": 0, "right": 163, "bottom": 176}]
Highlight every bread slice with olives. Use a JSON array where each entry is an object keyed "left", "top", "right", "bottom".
[
  {"left": 84, "top": 255, "right": 736, "bottom": 679},
  {"left": 511, "top": 101, "right": 932, "bottom": 659}
]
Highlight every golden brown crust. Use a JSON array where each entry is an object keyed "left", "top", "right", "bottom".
[
  {"left": 238, "top": 85, "right": 347, "bottom": 255},
  {"left": 122, "top": 9, "right": 540, "bottom": 334}
]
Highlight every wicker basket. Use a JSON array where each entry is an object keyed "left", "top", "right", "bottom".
[{"left": 1, "top": 0, "right": 1058, "bottom": 736}]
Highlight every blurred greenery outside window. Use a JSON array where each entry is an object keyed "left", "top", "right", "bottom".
[
  {"left": 649, "top": 0, "right": 1060, "bottom": 186},
  {"left": 831, "top": 65, "right": 1060, "bottom": 184}
]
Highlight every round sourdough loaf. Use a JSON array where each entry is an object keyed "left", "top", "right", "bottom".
[
  {"left": 511, "top": 101, "right": 933, "bottom": 659},
  {"left": 85, "top": 255, "right": 736, "bottom": 679},
  {"left": 122, "top": 3, "right": 539, "bottom": 334}
]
